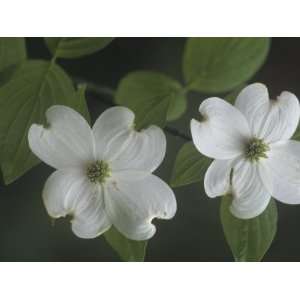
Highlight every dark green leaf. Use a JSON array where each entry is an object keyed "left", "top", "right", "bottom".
[
  {"left": 0, "top": 38, "right": 26, "bottom": 71},
  {"left": 0, "top": 60, "right": 85, "bottom": 184},
  {"left": 183, "top": 37, "right": 270, "bottom": 94},
  {"left": 170, "top": 142, "right": 211, "bottom": 188},
  {"left": 45, "top": 37, "right": 114, "bottom": 59},
  {"left": 104, "top": 227, "right": 147, "bottom": 262},
  {"left": 0, "top": 38, "right": 27, "bottom": 85},
  {"left": 220, "top": 196, "right": 277, "bottom": 262},
  {"left": 115, "top": 71, "right": 187, "bottom": 130}
]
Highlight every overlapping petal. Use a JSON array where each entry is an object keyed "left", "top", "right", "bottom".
[
  {"left": 204, "top": 159, "right": 233, "bottom": 198},
  {"left": 230, "top": 159, "right": 271, "bottom": 219},
  {"left": 259, "top": 140, "right": 300, "bottom": 204},
  {"left": 110, "top": 125, "right": 166, "bottom": 173},
  {"left": 235, "top": 83, "right": 269, "bottom": 135},
  {"left": 259, "top": 91, "right": 300, "bottom": 143},
  {"left": 92, "top": 106, "right": 134, "bottom": 161},
  {"left": 28, "top": 105, "right": 95, "bottom": 169},
  {"left": 235, "top": 84, "right": 300, "bottom": 142},
  {"left": 104, "top": 174, "right": 177, "bottom": 241},
  {"left": 43, "top": 170, "right": 111, "bottom": 238},
  {"left": 191, "top": 98, "right": 250, "bottom": 160}
]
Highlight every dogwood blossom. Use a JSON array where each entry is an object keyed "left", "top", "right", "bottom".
[
  {"left": 28, "top": 105, "right": 176, "bottom": 240},
  {"left": 191, "top": 83, "right": 300, "bottom": 219}
]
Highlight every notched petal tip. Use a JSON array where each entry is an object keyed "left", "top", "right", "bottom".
[{"left": 277, "top": 90, "right": 299, "bottom": 103}]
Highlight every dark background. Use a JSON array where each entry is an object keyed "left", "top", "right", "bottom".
[{"left": 1, "top": 37, "right": 299, "bottom": 261}]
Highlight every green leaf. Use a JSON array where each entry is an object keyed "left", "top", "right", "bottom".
[
  {"left": 115, "top": 71, "right": 187, "bottom": 130},
  {"left": 293, "top": 127, "right": 300, "bottom": 141},
  {"left": 45, "top": 37, "right": 114, "bottom": 59},
  {"left": 0, "top": 60, "right": 85, "bottom": 184},
  {"left": 220, "top": 196, "right": 278, "bottom": 262},
  {"left": 75, "top": 84, "right": 91, "bottom": 124},
  {"left": 0, "top": 38, "right": 26, "bottom": 71},
  {"left": 170, "top": 142, "right": 211, "bottom": 188},
  {"left": 0, "top": 38, "right": 27, "bottom": 85},
  {"left": 183, "top": 37, "right": 270, "bottom": 94},
  {"left": 104, "top": 227, "right": 147, "bottom": 262}
]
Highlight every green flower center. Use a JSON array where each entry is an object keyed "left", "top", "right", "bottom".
[
  {"left": 245, "top": 138, "right": 270, "bottom": 162},
  {"left": 87, "top": 160, "right": 111, "bottom": 183}
]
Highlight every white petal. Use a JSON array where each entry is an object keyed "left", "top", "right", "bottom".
[
  {"left": 259, "top": 140, "right": 300, "bottom": 204},
  {"left": 43, "top": 170, "right": 111, "bottom": 238},
  {"left": 104, "top": 174, "right": 176, "bottom": 241},
  {"left": 112, "top": 170, "right": 149, "bottom": 182},
  {"left": 191, "top": 98, "right": 250, "bottom": 160},
  {"left": 235, "top": 83, "right": 270, "bottom": 135},
  {"left": 110, "top": 125, "right": 166, "bottom": 173},
  {"left": 230, "top": 159, "right": 271, "bottom": 219},
  {"left": 28, "top": 105, "right": 95, "bottom": 170},
  {"left": 259, "top": 91, "right": 300, "bottom": 143},
  {"left": 235, "top": 84, "right": 300, "bottom": 142},
  {"left": 204, "top": 159, "right": 233, "bottom": 198},
  {"left": 92, "top": 106, "right": 135, "bottom": 161}
]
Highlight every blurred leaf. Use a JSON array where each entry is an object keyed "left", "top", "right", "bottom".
[
  {"left": 116, "top": 71, "right": 187, "bottom": 130},
  {"left": 0, "top": 60, "right": 85, "bottom": 184},
  {"left": 0, "top": 38, "right": 27, "bottom": 85},
  {"left": 76, "top": 84, "right": 91, "bottom": 124},
  {"left": 220, "top": 196, "right": 277, "bottom": 262},
  {"left": 104, "top": 227, "right": 147, "bottom": 262},
  {"left": 183, "top": 38, "right": 270, "bottom": 94},
  {"left": 170, "top": 142, "right": 211, "bottom": 188},
  {"left": 0, "top": 38, "right": 26, "bottom": 71},
  {"left": 45, "top": 37, "right": 114, "bottom": 59}
]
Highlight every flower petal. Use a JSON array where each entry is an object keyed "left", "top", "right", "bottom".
[
  {"left": 259, "top": 140, "right": 300, "bottom": 204},
  {"left": 43, "top": 170, "right": 111, "bottom": 238},
  {"left": 28, "top": 105, "right": 95, "bottom": 170},
  {"left": 235, "top": 84, "right": 300, "bottom": 142},
  {"left": 204, "top": 159, "right": 233, "bottom": 198},
  {"left": 259, "top": 91, "right": 300, "bottom": 143},
  {"left": 112, "top": 170, "right": 149, "bottom": 182},
  {"left": 230, "top": 159, "right": 271, "bottom": 219},
  {"left": 104, "top": 174, "right": 176, "bottom": 241},
  {"left": 92, "top": 106, "right": 135, "bottom": 161},
  {"left": 191, "top": 98, "right": 250, "bottom": 160},
  {"left": 235, "top": 83, "right": 270, "bottom": 135},
  {"left": 110, "top": 125, "right": 166, "bottom": 173}
]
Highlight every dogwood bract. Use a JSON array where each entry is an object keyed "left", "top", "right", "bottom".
[
  {"left": 191, "top": 83, "right": 300, "bottom": 219},
  {"left": 28, "top": 105, "right": 176, "bottom": 240}
]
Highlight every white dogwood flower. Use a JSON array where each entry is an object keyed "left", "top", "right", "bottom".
[
  {"left": 191, "top": 83, "right": 300, "bottom": 219},
  {"left": 28, "top": 105, "right": 176, "bottom": 240}
]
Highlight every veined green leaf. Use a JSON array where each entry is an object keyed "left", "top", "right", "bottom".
[
  {"left": 170, "top": 142, "right": 211, "bottom": 188},
  {"left": 116, "top": 71, "right": 187, "bottom": 130},
  {"left": 220, "top": 196, "right": 277, "bottom": 262},
  {"left": 0, "top": 60, "right": 86, "bottom": 184},
  {"left": 45, "top": 37, "right": 114, "bottom": 59},
  {"left": 104, "top": 227, "right": 147, "bottom": 262},
  {"left": 183, "top": 37, "right": 270, "bottom": 94}
]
